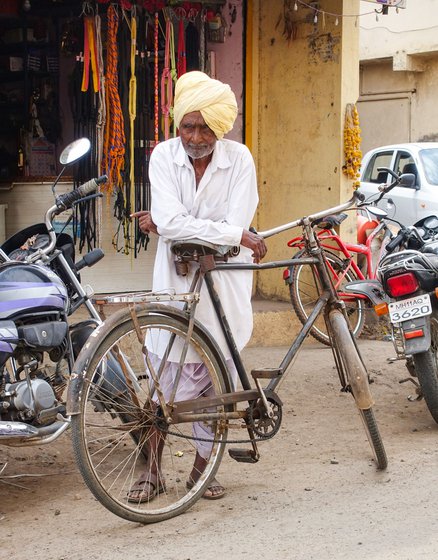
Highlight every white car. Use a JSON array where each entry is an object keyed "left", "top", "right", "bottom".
[{"left": 358, "top": 142, "right": 438, "bottom": 226}]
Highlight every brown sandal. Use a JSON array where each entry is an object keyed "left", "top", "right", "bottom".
[
  {"left": 127, "top": 472, "right": 166, "bottom": 503},
  {"left": 186, "top": 477, "right": 225, "bottom": 500}
]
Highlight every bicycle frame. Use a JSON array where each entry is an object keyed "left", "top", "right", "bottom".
[
  {"left": 287, "top": 218, "right": 389, "bottom": 301},
  {"left": 152, "top": 193, "right": 374, "bottom": 424},
  {"left": 69, "top": 193, "right": 373, "bottom": 426}
]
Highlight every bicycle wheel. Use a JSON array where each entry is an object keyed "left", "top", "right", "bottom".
[
  {"left": 412, "top": 316, "right": 438, "bottom": 424},
  {"left": 328, "top": 309, "right": 387, "bottom": 470},
  {"left": 289, "top": 249, "right": 365, "bottom": 346},
  {"left": 70, "top": 306, "right": 231, "bottom": 524}
]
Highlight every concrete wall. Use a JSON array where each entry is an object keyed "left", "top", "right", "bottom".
[
  {"left": 358, "top": 0, "right": 438, "bottom": 153},
  {"left": 360, "top": 0, "right": 438, "bottom": 60},
  {"left": 253, "top": 0, "right": 360, "bottom": 300}
]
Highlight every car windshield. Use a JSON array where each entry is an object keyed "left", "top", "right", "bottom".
[{"left": 419, "top": 148, "right": 438, "bottom": 185}]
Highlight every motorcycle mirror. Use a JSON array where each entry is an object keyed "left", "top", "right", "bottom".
[
  {"left": 399, "top": 172, "right": 418, "bottom": 189},
  {"left": 377, "top": 166, "right": 399, "bottom": 181},
  {"left": 59, "top": 138, "right": 91, "bottom": 166},
  {"left": 367, "top": 207, "right": 388, "bottom": 219}
]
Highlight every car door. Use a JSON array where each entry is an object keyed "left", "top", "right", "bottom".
[
  {"left": 387, "top": 149, "right": 421, "bottom": 225},
  {"left": 359, "top": 149, "right": 396, "bottom": 210}
]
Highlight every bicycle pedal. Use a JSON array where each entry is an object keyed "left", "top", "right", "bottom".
[
  {"left": 251, "top": 368, "right": 282, "bottom": 380},
  {"left": 228, "top": 448, "right": 259, "bottom": 463}
]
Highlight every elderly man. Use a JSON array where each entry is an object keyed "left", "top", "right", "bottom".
[{"left": 130, "top": 71, "right": 266, "bottom": 502}]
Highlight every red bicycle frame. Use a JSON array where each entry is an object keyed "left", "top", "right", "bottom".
[{"left": 286, "top": 218, "right": 389, "bottom": 301}]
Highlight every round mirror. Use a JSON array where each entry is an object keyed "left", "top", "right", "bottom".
[
  {"left": 59, "top": 138, "right": 91, "bottom": 165},
  {"left": 367, "top": 206, "right": 388, "bottom": 218}
]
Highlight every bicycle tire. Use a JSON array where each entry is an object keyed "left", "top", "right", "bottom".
[
  {"left": 289, "top": 249, "right": 365, "bottom": 346},
  {"left": 412, "top": 316, "right": 438, "bottom": 424},
  {"left": 328, "top": 309, "right": 387, "bottom": 470},
  {"left": 71, "top": 307, "right": 230, "bottom": 524}
]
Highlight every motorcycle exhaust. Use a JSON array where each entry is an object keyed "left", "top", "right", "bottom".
[{"left": 0, "top": 419, "right": 68, "bottom": 445}]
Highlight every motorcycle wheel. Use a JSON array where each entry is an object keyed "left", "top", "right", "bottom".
[{"left": 412, "top": 316, "right": 438, "bottom": 424}]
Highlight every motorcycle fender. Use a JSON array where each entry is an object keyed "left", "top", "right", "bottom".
[
  {"left": 343, "top": 280, "right": 389, "bottom": 306},
  {"left": 401, "top": 317, "right": 431, "bottom": 355}
]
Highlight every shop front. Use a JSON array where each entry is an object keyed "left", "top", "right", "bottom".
[{"left": 0, "top": 0, "right": 361, "bottom": 299}]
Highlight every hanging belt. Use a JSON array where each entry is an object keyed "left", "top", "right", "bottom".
[
  {"left": 81, "top": 16, "right": 100, "bottom": 93},
  {"left": 199, "top": 9, "right": 206, "bottom": 72},
  {"left": 103, "top": 4, "right": 125, "bottom": 188},
  {"left": 154, "top": 11, "right": 159, "bottom": 144},
  {"left": 177, "top": 9, "right": 186, "bottom": 77},
  {"left": 129, "top": 11, "right": 137, "bottom": 186},
  {"left": 128, "top": 9, "right": 137, "bottom": 258}
]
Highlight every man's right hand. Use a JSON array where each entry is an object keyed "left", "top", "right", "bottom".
[
  {"left": 240, "top": 229, "right": 267, "bottom": 263},
  {"left": 130, "top": 210, "right": 158, "bottom": 235}
]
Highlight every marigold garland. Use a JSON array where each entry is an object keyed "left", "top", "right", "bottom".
[{"left": 343, "top": 103, "right": 362, "bottom": 189}]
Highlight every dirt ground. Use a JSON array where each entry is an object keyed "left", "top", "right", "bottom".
[{"left": 1, "top": 337, "right": 438, "bottom": 560}]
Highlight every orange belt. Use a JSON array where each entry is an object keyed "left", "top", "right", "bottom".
[{"left": 81, "top": 16, "right": 100, "bottom": 93}]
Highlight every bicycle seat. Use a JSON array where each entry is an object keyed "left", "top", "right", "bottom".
[
  {"left": 170, "top": 238, "right": 239, "bottom": 261},
  {"left": 313, "top": 213, "right": 348, "bottom": 229}
]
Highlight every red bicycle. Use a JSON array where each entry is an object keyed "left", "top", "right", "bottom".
[{"left": 283, "top": 208, "right": 392, "bottom": 345}]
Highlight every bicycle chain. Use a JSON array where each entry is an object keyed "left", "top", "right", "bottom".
[
  {"left": 157, "top": 423, "right": 275, "bottom": 445},
  {"left": 155, "top": 395, "right": 283, "bottom": 444}
]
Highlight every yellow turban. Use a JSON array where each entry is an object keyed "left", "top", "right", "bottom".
[{"left": 173, "top": 71, "right": 238, "bottom": 140}]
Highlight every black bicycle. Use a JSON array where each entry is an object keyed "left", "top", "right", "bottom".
[{"left": 67, "top": 190, "right": 387, "bottom": 524}]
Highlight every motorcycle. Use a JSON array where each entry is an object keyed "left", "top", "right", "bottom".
[
  {"left": 0, "top": 138, "right": 130, "bottom": 446},
  {"left": 378, "top": 209, "right": 438, "bottom": 424}
]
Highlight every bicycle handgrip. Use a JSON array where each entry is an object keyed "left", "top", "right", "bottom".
[{"left": 55, "top": 175, "right": 108, "bottom": 213}]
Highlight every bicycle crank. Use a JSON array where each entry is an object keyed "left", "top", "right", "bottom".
[{"left": 247, "top": 391, "right": 283, "bottom": 439}]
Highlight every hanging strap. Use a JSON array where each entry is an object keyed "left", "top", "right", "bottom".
[
  {"left": 95, "top": 11, "right": 106, "bottom": 172},
  {"left": 129, "top": 11, "right": 137, "bottom": 185},
  {"left": 161, "top": 18, "right": 173, "bottom": 140},
  {"left": 128, "top": 9, "right": 137, "bottom": 258},
  {"left": 81, "top": 16, "right": 100, "bottom": 93},
  {"left": 199, "top": 9, "right": 206, "bottom": 72},
  {"left": 103, "top": 4, "right": 125, "bottom": 189},
  {"left": 177, "top": 11, "right": 186, "bottom": 77},
  {"left": 154, "top": 11, "right": 159, "bottom": 144}
]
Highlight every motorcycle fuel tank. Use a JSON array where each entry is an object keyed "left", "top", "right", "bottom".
[{"left": 0, "top": 262, "right": 68, "bottom": 320}]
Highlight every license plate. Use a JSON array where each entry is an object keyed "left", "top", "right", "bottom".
[{"left": 388, "top": 293, "right": 432, "bottom": 324}]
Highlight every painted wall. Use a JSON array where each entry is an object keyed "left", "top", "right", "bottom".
[
  {"left": 0, "top": 181, "right": 156, "bottom": 293},
  {"left": 209, "top": 0, "right": 245, "bottom": 142},
  {"left": 253, "top": 0, "right": 360, "bottom": 300}
]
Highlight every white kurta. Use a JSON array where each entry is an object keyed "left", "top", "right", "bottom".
[{"left": 149, "top": 137, "right": 258, "bottom": 360}]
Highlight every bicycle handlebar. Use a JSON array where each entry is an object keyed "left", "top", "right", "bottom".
[{"left": 258, "top": 190, "right": 364, "bottom": 239}]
